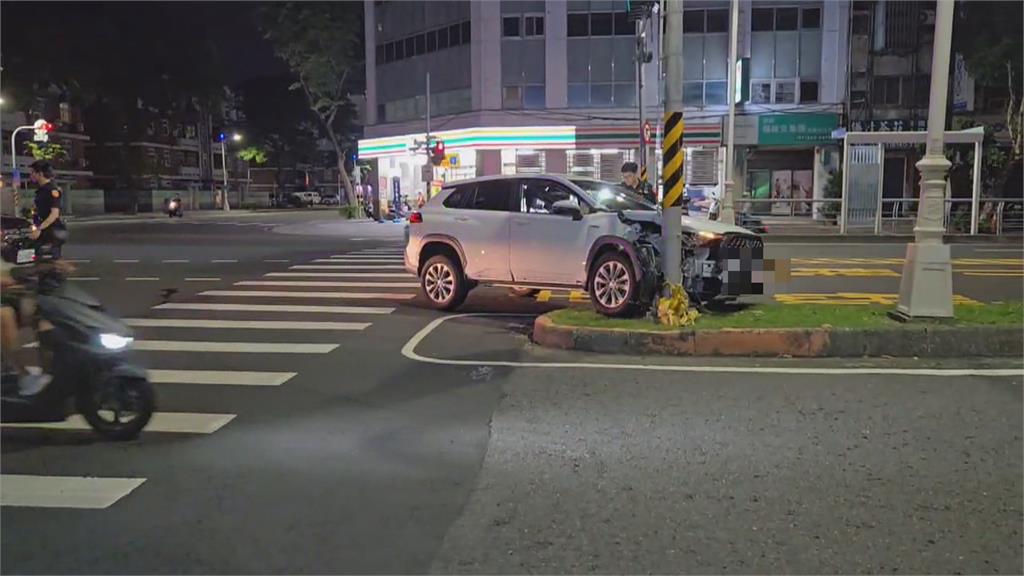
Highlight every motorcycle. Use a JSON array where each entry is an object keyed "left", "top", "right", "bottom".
[
  {"left": 1, "top": 259, "right": 155, "bottom": 440},
  {"left": 167, "top": 197, "right": 183, "bottom": 218}
]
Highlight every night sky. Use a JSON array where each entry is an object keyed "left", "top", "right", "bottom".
[{"left": 1, "top": 1, "right": 290, "bottom": 85}]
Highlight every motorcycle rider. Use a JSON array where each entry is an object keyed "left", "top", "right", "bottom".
[
  {"left": 28, "top": 160, "right": 67, "bottom": 259},
  {"left": 1, "top": 258, "right": 52, "bottom": 395}
]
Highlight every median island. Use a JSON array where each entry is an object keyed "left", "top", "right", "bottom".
[{"left": 534, "top": 302, "right": 1024, "bottom": 357}]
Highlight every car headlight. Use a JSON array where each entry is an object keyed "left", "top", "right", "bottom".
[
  {"left": 697, "top": 230, "right": 721, "bottom": 244},
  {"left": 99, "top": 333, "right": 134, "bottom": 350}
]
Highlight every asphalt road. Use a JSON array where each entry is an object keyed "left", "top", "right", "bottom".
[{"left": 2, "top": 211, "right": 1021, "bottom": 574}]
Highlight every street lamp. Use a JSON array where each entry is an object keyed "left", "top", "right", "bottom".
[
  {"left": 893, "top": 0, "right": 956, "bottom": 319},
  {"left": 218, "top": 132, "right": 242, "bottom": 211}
]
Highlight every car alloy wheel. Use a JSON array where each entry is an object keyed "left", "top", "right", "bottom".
[
  {"left": 593, "top": 259, "right": 630, "bottom": 309},
  {"left": 424, "top": 261, "right": 456, "bottom": 304}
]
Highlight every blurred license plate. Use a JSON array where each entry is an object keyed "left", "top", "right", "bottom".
[{"left": 16, "top": 249, "right": 34, "bottom": 264}]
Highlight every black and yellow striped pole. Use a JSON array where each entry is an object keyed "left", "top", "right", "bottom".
[
  {"left": 662, "top": 0, "right": 684, "bottom": 285},
  {"left": 661, "top": 111, "right": 684, "bottom": 210}
]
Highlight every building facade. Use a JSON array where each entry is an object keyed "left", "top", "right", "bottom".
[{"left": 360, "top": 0, "right": 851, "bottom": 217}]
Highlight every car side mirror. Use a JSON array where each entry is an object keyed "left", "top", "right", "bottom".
[{"left": 551, "top": 199, "right": 583, "bottom": 221}]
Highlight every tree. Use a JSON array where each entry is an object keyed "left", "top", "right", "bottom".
[
  {"left": 259, "top": 2, "right": 363, "bottom": 206},
  {"left": 23, "top": 142, "right": 68, "bottom": 163},
  {"left": 237, "top": 147, "right": 269, "bottom": 166},
  {"left": 236, "top": 76, "right": 319, "bottom": 187},
  {"left": 954, "top": 0, "right": 1024, "bottom": 159}
]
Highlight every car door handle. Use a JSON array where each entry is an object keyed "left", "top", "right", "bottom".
[
  {"left": 514, "top": 221, "right": 530, "bottom": 226},
  {"left": 454, "top": 216, "right": 470, "bottom": 222}
]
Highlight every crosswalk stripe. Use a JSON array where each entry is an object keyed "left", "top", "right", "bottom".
[
  {"left": 317, "top": 258, "right": 402, "bottom": 263},
  {"left": 352, "top": 250, "right": 404, "bottom": 255},
  {"left": 153, "top": 302, "right": 395, "bottom": 314},
  {"left": 124, "top": 318, "right": 370, "bottom": 330},
  {"left": 237, "top": 280, "right": 420, "bottom": 288},
  {"left": 114, "top": 259, "right": 139, "bottom": 263},
  {"left": 290, "top": 264, "right": 406, "bottom": 270},
  {"left": 126, "top": 277, "right": 160, "bottom": 281},
  {"left": 3, "top": 412, "right": 236, "bottom": 434},
  {"left": 229, "top": 278, "right": 419, "bottom": 284},
  {"left": 199, "top": 290, "right": 415, "bottom": 300},
  {"left": 68, "top": 277, "right": 100, "bottom": 281},
  {"left": 272, "top": 270, "right": 411, "bottom": 276},
  {"left": 330, "top": 255, "right": 403, "bottom": 259},
  {"left": 131, "top": 340, "right": 339, "bottom": 353},
  {"left": 148, "top": 369, "right": 296, "bottom": 386},
  {"left": 185, "top": 277, "right": 221, "bottom": 282},
  {"left": 1, "top": 475, "right": 146, "bottom": 509}
]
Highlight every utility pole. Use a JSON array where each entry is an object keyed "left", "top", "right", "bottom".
[
  {"left": 894, "top": 0, "right": 955, "bottom": 318},
  {"left": 661, "top": 0, "right": 684, "bottom": 285},
  {"left": 636, "top": 17, "right": 645, "bottom": 176},
  {"left": 720, "top": 0, "right": 739, "bottom": 225},
  {"left": 220, "top": 139, "right": 230, "bottom": 211}
]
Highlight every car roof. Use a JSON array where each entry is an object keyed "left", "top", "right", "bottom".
[{"left": 441, "top": 173, "right": 606, "bottom": 188}]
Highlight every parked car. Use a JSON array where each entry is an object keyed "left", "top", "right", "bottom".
[
  {"left": 1, "top": 215, "right": 35, "bottom": 264},
  {"left": 405, "top": 174, "right": 765, "bottom": 317},
  {"left": 319, "top": 193, "right": 340, "bottom": 206},
  {"left": 288, "top": 191, "right": 319, "bottom": 207}
]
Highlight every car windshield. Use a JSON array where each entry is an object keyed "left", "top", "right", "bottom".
[{"left": 569, "top": 179, "right": 657, "bottom": 212}]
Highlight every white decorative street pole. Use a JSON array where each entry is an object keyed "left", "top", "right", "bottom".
[
  {"left": 720, "top": 0, "right": 740, "bottom": 225},
  {"left": 894, "top": 0, "right": 955, "bottom": 319}
]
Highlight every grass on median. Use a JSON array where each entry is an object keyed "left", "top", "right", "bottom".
[{"left": 548, "top": 301, "right": 1024, "bottom": 332}]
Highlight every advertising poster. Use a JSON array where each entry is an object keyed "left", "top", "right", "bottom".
[
  {"left": 771, "top": 170, "right": 792, "bottom": 215},
  {"left": 792, "top": 170, "right": 813, "bottom": 215}
]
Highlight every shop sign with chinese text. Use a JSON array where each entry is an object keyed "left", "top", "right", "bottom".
[{"left": 758, "top": 114, "right": 839, "bottom": 146}]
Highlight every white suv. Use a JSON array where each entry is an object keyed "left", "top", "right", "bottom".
[{"left": 405, "top": 174, "right": 764, "bottom": 316}]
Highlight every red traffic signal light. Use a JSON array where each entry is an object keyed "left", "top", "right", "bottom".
[{"left": 430, "top": 140, "right": 445, "bottom": 166}]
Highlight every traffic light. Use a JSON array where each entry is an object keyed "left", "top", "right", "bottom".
[{"left": 430, "top": 139, "right": 445, "bottom": 166}]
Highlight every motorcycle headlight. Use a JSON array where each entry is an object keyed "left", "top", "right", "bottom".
[{"left": 99, "top": 333, "right": 134, "bottom": 350}]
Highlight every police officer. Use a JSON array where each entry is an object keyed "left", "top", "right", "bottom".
[
  {"left": 620, "top": 162, "right": 656, "bottom": 204},
  {"left": 27, "top": 160, "right": 67, "bottom": 259}
]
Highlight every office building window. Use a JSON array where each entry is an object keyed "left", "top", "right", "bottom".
[
  {"left": 749, "top": 5, "right": 821, "bottom": 104},
  {"left": 568, "top": 13, "right": 589, "bottom": 36},
  {"left": 525, "top": 15, "right": 544, "bottom": 37},
  {"left": 504, "top": 14, "right": 544, "bottom": 38},
  {"left": 681, "top": 9, "right": 729, "bottom": 107},
  {"left": 567, "top": 11, "right": 635, "bottom": 38},
  {"left": 873, "top": 76, "right": 903, "bottom": 106},
  {"left": 567, "top": 29, "right": 635, "bottom": 108},
  {"left": 503, "top": 16, "right": 520, "bottom": 37},
  {"left": 376, "top": 19, "right": 472, "bottom": 66}
]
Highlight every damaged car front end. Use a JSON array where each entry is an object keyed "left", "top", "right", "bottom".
[{"left": 618, "top": 210, "right": 766, "bottom": 307}]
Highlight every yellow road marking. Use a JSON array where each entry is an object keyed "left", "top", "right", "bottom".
[
  {"left": 791, "top": 257, "right": 1023, "bottom": 267},
  {"left": 774, "top": 293, "right": 982, "bottom": 306},
  {"left": 961, "top": 271, "right": 1024, "bottom": 277},
  {"left": 792, "top": 268, "right": 900, "bottom": 277}
]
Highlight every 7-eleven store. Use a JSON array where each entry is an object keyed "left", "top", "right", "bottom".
[{"left": 358, "top": 121, "right": 723, "bottom": 207}]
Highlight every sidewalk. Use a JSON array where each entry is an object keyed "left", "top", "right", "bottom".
[{"left": 63, "top": 207, "right": 332, "bottom": 224}]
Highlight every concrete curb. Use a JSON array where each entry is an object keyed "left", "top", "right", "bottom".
[{"left": 533, "top": 314, "right": 1023, "bottom": 358}]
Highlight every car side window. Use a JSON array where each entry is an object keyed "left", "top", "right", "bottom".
[
  {"left": 520, "top": 180, "right": 583, "bottom": 215},
  {"left": 442, "top": 186, "right": 469, "bottom": 208},
  {"left": 467, "top": 180, "right": 512, "bottom": 211}
]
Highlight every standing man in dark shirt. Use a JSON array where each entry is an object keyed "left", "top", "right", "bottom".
[
  {"left": 28, "top": 160, "right": 66, "bottom": 259},
  {"left": 620, "top": 162, "right": 657, "bottom": 204}
]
